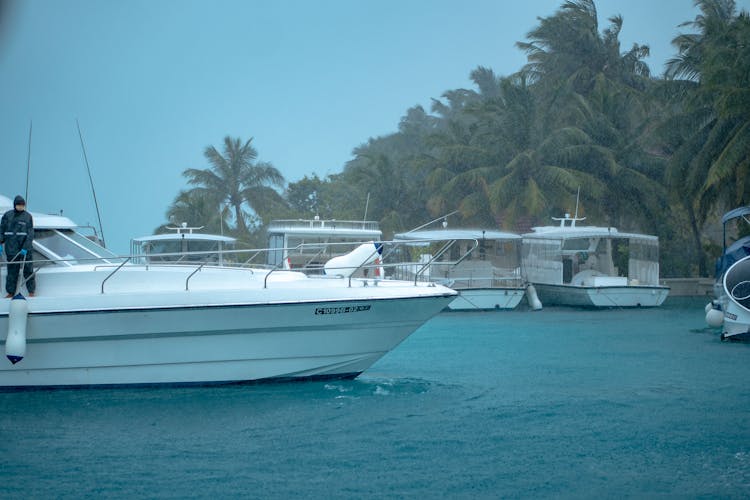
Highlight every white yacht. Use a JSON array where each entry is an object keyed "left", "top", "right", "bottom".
[
  {"left": 0, "top": 196, "right": 455, "bottom": 388},
  {"left": 267, "top": 217, "right": 382, "bottom": 276},
  {"left": 130, "top": 224, "right": 237, "bottom": 265},
  {"left": 521, "top": 214, "right": 669, "bottom": 307},
  {"left": 393, "top": 228, "right": 536, "bottom": 311}
]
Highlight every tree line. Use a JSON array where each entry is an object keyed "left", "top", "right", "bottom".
[{"left": 157, "top": 0, "right": 750, "bottom": 278}]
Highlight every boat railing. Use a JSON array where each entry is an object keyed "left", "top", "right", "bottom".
[{"left": 11, "top": 238, "right": 476, "bottom": 293}]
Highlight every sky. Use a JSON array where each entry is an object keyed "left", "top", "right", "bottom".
[{"left": 1, "top": 0, "right": 748, "bottom": 253}]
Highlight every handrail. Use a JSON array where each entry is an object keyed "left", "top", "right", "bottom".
[
  {"left": 264, "top": 261, "right": 287, "bottom": 289},
  {"left": 413, "top": 240, "right": 466, "bottom": 285},
  {"left": 348, "top": 244, "right": 383, "bottom": 288},
  {"left": 101, "top": 257, "right": 131, "bottom": 294},
  {"left": 185, "top": 263, "right": 207, "bottom": 291}
]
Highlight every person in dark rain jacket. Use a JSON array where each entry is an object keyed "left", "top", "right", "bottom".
[{"left": 0, "top": 195, "right": 36, "bottom": 297}]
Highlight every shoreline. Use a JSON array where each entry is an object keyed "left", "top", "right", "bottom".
[{"left": 661, "top": 277, "right": 714, "bottom": 297}]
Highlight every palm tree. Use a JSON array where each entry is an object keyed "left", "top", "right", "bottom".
[
  {"left": 516, "top": 0, "right": 651, "bottom": 97},
  {"left": 513, "top": 0, "right": 664, "bottom": 230},
  {"left": 660, "top": 0, "right": 750, "bottom": 274},
  {"left": 161, "top": 189, "right": 229, "bottom": 235},
  {"left": 182, "top": 136, "right": 284, "bottom": 238}
]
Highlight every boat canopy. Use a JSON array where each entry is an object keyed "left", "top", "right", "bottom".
[
  {"left": 717, "top": 236, "right": 750, "bottom": 278},
  {"left": 131, "top": 233, "right": 236, "bottom": 244},
  {"left": 722, "top": 206, "right": 750, "bottom": 225},
  {"left": 524, "top": 225, "right": 659, "bottom": 242},
  {"left": 394, "top": 229, "right": 520, "bottom": 242}
]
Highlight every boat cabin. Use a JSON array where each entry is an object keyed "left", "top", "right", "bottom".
[
  {"left": 267, "top": 217, "right": 382, "bottom": 273},
  {"left": 522, "top": 215, "right": 660, "bottom": 287},
  {"left": 130, "top": 224, "right": 237, "bottom": 265},
  {"left": 392, "top": 229, "right": 523, "bottom": 289}
]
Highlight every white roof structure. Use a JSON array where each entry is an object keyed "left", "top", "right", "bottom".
[
  {"left": 394, "top": 228, "right": 520, "bottom": 241},
  {"left": 0, "top": 194, "right": 79, "bottom": 230}
]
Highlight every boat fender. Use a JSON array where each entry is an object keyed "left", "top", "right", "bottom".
[
  {"left": 6, "top": 293, "right": 28, "bottom": 364},
  {"left": 324, "top": 242, "right": 383, "bottom": 278},
  {"left": 705, "top": 307, "right": 724, "bottom": 328},
  {"left": 526, "top": 284, "right": 543, "bottom": 311}
]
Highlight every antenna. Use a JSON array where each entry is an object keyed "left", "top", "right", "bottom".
[
  {"left": 76, "top": 119, "right": 106, "bottom": 247},
  {"left": 574, "top": 186, "right": 580, "bottom": 219},
  {"left": 363, "top": 192, "right": 370, "bottom": 224},
  {"left": 25, "top": 121, "right": 32, "bottom": 202}
]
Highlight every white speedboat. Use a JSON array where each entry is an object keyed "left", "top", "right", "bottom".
[
  {"left": 0, "top": 196, "right": 455, "bottom": 388},
  {"left": 393, "top": 228, "right": 540, "bottom": 311},
  {"left": 521, "top": 214, "right": 669, "bottom": 307},
  {"left": 721, "top": 254, "right": 750, "bottom": 340},
  {"left": 704, "top": 206, "right": 750, "bottom": 330}
]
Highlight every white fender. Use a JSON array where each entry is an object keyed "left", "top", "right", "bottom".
[
  {"left": 706, "top": 307, "right": 724, "bottom": 328},
  {"left": 324, "top": 242, "right": 382, "bottom": 278},
  {"left": 6, "top": 294, "right": 28, "bottom": 364},
  {"left": 526, "top": 284, "right": 543, "bottom": 311}
]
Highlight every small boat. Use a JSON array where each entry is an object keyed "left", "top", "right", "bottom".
[
  {"left": 521, "top": 213, "right": 669, "bottom": 307},
  {"left": 704, "top": 206, "right": 750, "bottom": 338},
  {"left": 0, "top": 195, "right": 455, "bottom": 388},
  {"left": 392, "top": 228, "right": 540, "bottom": 311},
  {"left": 720, "top": 255, "right": 750, "bottom": 340}
]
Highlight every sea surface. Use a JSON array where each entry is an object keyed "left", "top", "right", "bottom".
[{"left": 1, "top": 297, "right": 749, "bottom": 499}]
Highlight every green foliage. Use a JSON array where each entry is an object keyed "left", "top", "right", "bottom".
[{"left": 159, "top": 0, "right": 749, "bottom": 277}]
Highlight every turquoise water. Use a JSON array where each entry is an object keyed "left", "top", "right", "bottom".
[{"left": 1, "top": 297, "right": 750, "bottom": 498}]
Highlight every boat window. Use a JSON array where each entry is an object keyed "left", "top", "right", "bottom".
[
  {"left": 62, "top": 229, "right": 119, "bottom": 259},
  {"left": 141, "top": 239, "right": 234, "bottom": 263},
  {"left": 450, "top": 242, "right": 461, "bottom": 261},
  {"left": 561, "top": 238, "right": 591, "bottom": 251},
  {"left": 268, "top": 234, "right": 284, "bottom": 266},
  {"left": 630, "top": 239, "right": 658, "bottom": 262},
  {"left": 34, "top": 229, "right": 112, "bottom": 265}
]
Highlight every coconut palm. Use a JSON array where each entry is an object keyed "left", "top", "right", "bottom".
[
  {"left": 512, "top": 0, "right": 664, "bottom": 230},
  {"left": 182, "top": 136, "right": 284, "bottom": 238},
  {"left": 160, "top": 189, "right": 229, "bottom": 235},
  {"left": 660, "top": 0, "right": 750, "bottom": 273}
]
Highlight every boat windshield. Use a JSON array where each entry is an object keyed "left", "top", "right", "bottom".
[
  {"left": 34, "top": 229, "right": 119, "bottom": 265},
  {"left": 138, "top": 239, "right": 235, "bottom": 264}
]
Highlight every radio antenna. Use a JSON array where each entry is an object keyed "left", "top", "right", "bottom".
[
  {"left": 76, "top": 119, "right": 106, "bottom": 246},
  {"left": 25, "top": 120, "right": 32, "bottom": 202}
]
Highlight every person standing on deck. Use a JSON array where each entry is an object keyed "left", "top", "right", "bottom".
[{"left": 0, "top": 195, "right": 36, "bottom": 297}]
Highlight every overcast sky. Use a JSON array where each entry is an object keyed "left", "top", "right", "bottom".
[{"left": 1, "top": 0, "right": 748, "bottom": 253}]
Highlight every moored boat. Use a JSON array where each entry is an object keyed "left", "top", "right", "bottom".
[
  {"left": 130, "top": 223, "right": 237, "bottom": 266},
  {"left": 0, "top": 195, "right": 455, "bottom": 388},
  {"left": 393, "top": 228, "right": 539, "bottom": 311},
  {"left": 720, "top": 254, "right": 750, "bottom": 340},
  {"left": 704, "top": 206, "right": 750, "bottom": 330},
  {"left": 266, "top": 217, "right": 382, "bottom": 276},
  {"left": 521, "top": 213, "right": 669, "bottom": 307}
]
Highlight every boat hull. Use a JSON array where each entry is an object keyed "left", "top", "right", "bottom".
[
  {"left": 721, "top": 255, "right": 750, "bottom": 340},
  {"left": 532, "top": 283, "right": 669, "bottom": 308},
  {"left": 0, "top": 295, "right": 453, "bottom": 388},
  {"left": 446, "top": 288, "right": 525, "bottom": 311}
]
